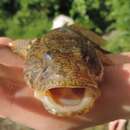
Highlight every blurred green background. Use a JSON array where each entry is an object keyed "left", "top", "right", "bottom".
[{"left": 0, "top": 0, "right": 130, "bottom": 52}]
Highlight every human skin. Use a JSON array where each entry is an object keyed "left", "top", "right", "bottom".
[
  {"left": 108, "top": 119, "right": 127, "bottom": 130},
  {"left": 0, "top": 38, "right": 130, "bottom": 130}
]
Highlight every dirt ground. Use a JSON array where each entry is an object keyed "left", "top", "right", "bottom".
[{"left": 0, "top": 117, "right": 109, "bottom": 130}]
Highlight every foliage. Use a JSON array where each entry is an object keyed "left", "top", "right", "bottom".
[
  {"left": 105, "top": 0, "right": 130, "bottom": 52},
  {"left": 0, "top": 0, "right": 130, "bottom": 52},
  {"left": 107, "top": 0, "right": 130, "bottom": 31},
  {"left": 70, "top": 0, "right": 111, "bottom": 33}
]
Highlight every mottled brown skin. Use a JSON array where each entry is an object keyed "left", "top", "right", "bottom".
[
  {"left": 24, "top": 25, "right": 106, "bottom": 90},
  {"left": 9, "top": 24, "right": 112, "bottom": 116}
]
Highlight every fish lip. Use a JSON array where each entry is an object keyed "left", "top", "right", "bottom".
[{"left": 34, "top": 87, "right": 100, "bottom": 117}]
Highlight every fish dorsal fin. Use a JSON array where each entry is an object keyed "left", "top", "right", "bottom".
[{"left": 69, "top": 24, "right": 106, "bottom": 46}]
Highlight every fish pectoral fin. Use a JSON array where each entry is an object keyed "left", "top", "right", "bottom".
[
  {"left": 96, "top": 50, "right": 114, "bottom": 66},
  {"left": 9, "top": 39, "right": 34, "bottom": 59}
]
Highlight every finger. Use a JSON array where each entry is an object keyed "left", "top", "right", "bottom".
[
  {"left": 0, "top": 37, "right": 12, "bottom": 46},
  {"left": 0, "top": 64, "right": 24, "bottom": 83},
  {"left": 0, "top": 37, "right": 24, "bottom": 67},
  {"left": 0, "top": 47, "right": 24, "bottom": 68},
  {"left": 108, "top": 52, "right": 130, "bottom": 64},
  {"left": 108, "top": 119, "right": 127, "bottom": 130},
  {"left": 117, "top": 119, "right": 127, "bottom": 130},
  {"left": 108, "top": 120, "right": 119, "bottom": 130}
]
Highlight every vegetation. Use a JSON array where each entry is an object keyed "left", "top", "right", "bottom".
[{"left": 0, "top": 0, "right": 130, "bottom": 52}]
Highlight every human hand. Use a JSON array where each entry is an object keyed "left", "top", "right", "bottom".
[
  {"left": 108, "top": 119, "right": 127, "bottom": 130},
  {"left": 0, "top": 37, "right": 130, "bottom": 130}
]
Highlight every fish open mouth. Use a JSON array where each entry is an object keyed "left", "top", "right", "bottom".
[
  {"left": 49, "top": 88, "right": 85, "bottom": 106},
  {"left": 35, "top": 87, "right": 100, "bottom": 116}
]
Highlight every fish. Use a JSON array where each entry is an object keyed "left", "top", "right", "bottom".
[{"left": 8, "top": 24, "right": 112, "bottom": 116}]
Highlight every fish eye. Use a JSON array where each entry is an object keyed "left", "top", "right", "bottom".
[{"left": 44, "top": 51, "right": 53, "bottom": 60}]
